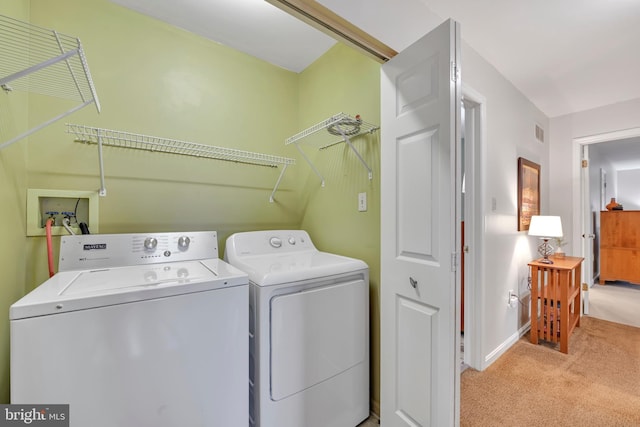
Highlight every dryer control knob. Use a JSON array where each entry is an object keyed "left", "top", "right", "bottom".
[
  {"left": 143, "top": 237, "right": 158, "bottom": 250},
  {"left": 288, "top": 237, "right": 296, "bottom": 245},
  {"left": 269, "top": 237, "right": 282, "bottom": 248},
  {"left": 178, "top": 236, "right": 190, "bottom": 249}
]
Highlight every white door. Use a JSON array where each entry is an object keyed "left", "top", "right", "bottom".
[
  {"left": 580, "top": 144, "right": 594, "bottom": 313},
  {"left": 380, "top": 19, "right": 461, "bottom": 427},
  {"left": 581, "top": 145, "right": 594, "bottom": 280}
]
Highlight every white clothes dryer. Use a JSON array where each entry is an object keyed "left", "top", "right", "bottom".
[
  {"left": 11, "top": 231, "right": 248, "bottom": 427},
  {"left": 224, "top": 230, "right": 369, "bottom": 427}
]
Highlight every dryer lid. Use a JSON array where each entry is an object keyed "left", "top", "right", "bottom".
[{"left": 225, "top": 230, "right": 368, "bottom": 286}]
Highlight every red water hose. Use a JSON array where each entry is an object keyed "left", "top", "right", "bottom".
[{"left": 46, "top": 218, "right": 55, "bottom": 277}]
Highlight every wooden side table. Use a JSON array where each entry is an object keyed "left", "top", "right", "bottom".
[{"left": 529, "top": 256, "right": 583, "bottom": 354}]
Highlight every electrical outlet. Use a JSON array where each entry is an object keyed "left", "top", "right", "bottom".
[
  {"left": 508, "top": 290, "right": 518, "bottom": 308},
  {"left": 358, "top": 192, "right": 367, "bottom": 212}
]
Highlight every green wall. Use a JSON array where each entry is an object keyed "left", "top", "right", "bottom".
[
  {"left": 0, "top": 0, "right": 29, "bottom": 406},
  {"left": 298, "top": 43, "right": 382, "bottom": 412},
  {"left": 1, "top": 0, "right": 383, "bottom": 412},
  {"left": 25, "top": 0, "right": 303, "bottom": 288}
]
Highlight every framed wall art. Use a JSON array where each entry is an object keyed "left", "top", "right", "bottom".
[{"left": 517, "top": 157, "right": 540, "bottom": 231}]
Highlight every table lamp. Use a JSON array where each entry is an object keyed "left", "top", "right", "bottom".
[{"left": 528, "top": 215, "right": 563, "bottom": 264}]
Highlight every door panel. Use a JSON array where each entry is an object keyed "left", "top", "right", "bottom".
[
  {"left": 381, "top": 19, "right": 461, "bottom": 427},
  {"left": 395, "top": 296, "right": 437, "bottom": 426},
  {"left": 395, "top": 54, "right": 439, "bottom": 115},
  {"left": 397, "top": 127, "right": 439, "bottom": 262}
]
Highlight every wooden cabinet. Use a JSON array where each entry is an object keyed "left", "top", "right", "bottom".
[
  {"left": 529, "top": 256, "right": 583, "bottom": 354},
  {"left": 600, "top": 211, "right": 640, "bottom": 285}
]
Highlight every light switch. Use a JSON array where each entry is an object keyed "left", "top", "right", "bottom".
[{"left": 358, "top": 192, "right": 367, "bottom": 212}]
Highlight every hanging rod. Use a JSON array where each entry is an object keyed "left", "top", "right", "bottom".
[
  {"left": 285, "top": 113, "right": 378, "bottom": 184},
  {"left": 67, "top": 124, "right": 295, "bottom": 202},
  {"left": 0, "top": 14, "right": 101, "bottom": 150}
]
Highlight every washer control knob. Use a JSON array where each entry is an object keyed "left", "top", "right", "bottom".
[
  {"left": 269, "top": 237, "right": 282, "bottom": 248},
  {"left": 143, "top": 237, "right": 158, "bottom": 250},
  {"left": 288, "top": 237, "right": 296, "bottom": 245},
  {"left": 178, "top": 236, "right": 190, "bottom": 249}
]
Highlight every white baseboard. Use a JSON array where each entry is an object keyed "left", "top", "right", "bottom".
[{"left": 483, "top": 322, "right": 531, "bottom": 368}]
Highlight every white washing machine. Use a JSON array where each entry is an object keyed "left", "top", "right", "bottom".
[
  {"left": 10, "top": 231, "right": 248, "bottom": 427},
  {"left": 224, "top": 230, "right": 369, "bottom": 427}
]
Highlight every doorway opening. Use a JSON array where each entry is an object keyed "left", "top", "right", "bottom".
[
  {"left": 573, "top": 128, "right": 640, "bottom": 326},
  {"left": 573, "top": 127, "right": 640, "bottom": 292}
]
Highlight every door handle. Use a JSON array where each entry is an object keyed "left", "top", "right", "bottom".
[{"left": 409, "top": 277, "right": 418, "bottom": 288}]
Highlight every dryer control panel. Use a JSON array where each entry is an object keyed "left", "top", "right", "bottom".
[
  {"left": 58, "top": 231, "right": 219, "bottom": 271},
  {"left": 225, "top": 230, "right": 316, "bottom": 258}
]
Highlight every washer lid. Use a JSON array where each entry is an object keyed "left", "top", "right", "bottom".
[
  {"left": 231, "top": 251, "right": 368, "bottom": 286},
  {"left": 10, "top": 259, "right": 248, "bottom": 320}
]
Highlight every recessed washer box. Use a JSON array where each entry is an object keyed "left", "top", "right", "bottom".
[{"left": 27, "top": 189, "right": 99, "bottom": 236}]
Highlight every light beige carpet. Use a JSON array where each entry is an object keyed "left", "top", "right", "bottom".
[
  {"left": 587, "top": 281, "right": 640, "bottom": 328},
  {"left": 461, "top": 317, "right": 640, "bottom": 426}
]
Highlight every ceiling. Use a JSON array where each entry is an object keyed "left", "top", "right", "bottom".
[
  {"left": 109, "top": 0, "right": 640, "bottom": 120},
  {"left": 108, "top": 0, "right": 337, "bottom": 75},
  {"left": 590, "top": 137, "right": 640, "bottom": 171}
]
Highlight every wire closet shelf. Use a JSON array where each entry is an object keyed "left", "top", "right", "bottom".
[
  {"left": 285, "top": 112, "right": 379, "bottom": 149},
  {"left": 285, "top": 113, "right": 379, "bottom": 185},
  {"left": 67, "top": 124, "right": 295, "bottom": 202},
  {"left": 0, "top": 14, "right": 101, "bottom": 150}
]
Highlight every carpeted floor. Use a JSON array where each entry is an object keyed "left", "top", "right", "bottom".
[
  {"left": 588, "top": 281, "right": 640, "bottom": 328},
  {"left": 461, "top": 317, "right": 640, "bottom": 426}
]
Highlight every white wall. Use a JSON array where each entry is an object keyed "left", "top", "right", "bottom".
[
  {"left": 549, "top": 98, "right": 640, "bottom": 256},
  {"left": 462, "top": 43, "right": 549, "bottom": 368},
  {"left": 617, "top": 169, "right": 640, "bottom": 210}
]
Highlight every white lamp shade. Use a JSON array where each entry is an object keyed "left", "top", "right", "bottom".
[{"left": 528, "top": 215, "right": 563, "bottom": 238}]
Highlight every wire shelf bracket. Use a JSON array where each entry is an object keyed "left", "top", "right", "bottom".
[
  {"left": 285, "top": 113, "right": 378, "bottom": 185},
  {"left": 66, "top": 124, "right": 296, "bottom": 202},
  {"left": 0, "top": 14, "right": 101, "bottom": 150}
]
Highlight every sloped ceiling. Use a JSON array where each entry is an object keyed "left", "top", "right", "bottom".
[{"left": 108, "top": 0, "right": 337, "bottom": 73}]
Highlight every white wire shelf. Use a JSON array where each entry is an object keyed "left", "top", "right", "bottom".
[
  {"left": 67, "top": 124, "right": 295, "bottom": 202},
  {"left": 285, "top": 112, "right": 379, "bottom": 149},
  {"left": 67, "top": 124, "right": 295, "bottom": 167},
  {"left": 0, "top": 14, "right": 101, "bottom": 150},
  {"left": 285, "top": 113, "right": 379, "bottom": 184}
]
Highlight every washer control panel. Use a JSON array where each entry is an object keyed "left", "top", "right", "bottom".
[{"left": 59, "top": 231, "right": 218, "bottom": 272}]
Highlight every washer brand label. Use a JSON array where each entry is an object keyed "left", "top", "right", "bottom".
[
  {"left": 0, "top": 405, "right": 69, "bottom": 426},
  {"left": 83, "top": 243, "right": 107, "bottom": 250}
]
